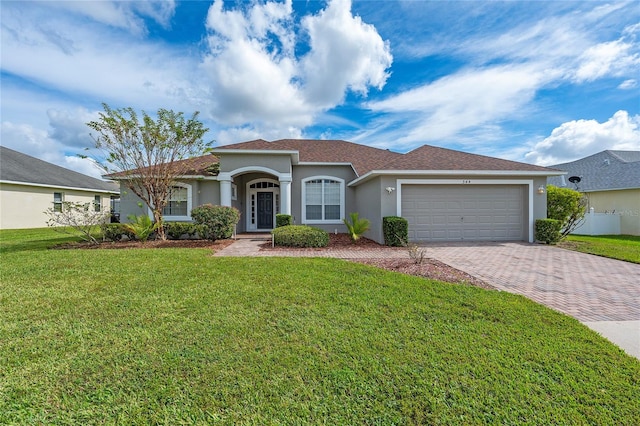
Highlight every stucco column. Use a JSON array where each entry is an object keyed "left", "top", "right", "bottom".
[
  {"left": 280, "top": 178, "right": 292, "bottom": 215},
  {"left": 218, "top": 173, "right": 231, "bottom": 207}
]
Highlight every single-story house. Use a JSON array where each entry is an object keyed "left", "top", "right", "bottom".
[
  {"left": 0, "top": 146, "right": 119, "bottom": 229},
  {"left": 548, "top": 150, "right": 640, "bottom": 236},
  {"left": 110, "top": 139, "right": 563, "bottom": 244}
]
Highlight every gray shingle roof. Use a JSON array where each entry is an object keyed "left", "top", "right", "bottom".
[
  {"left": 0, "top": 146, "right": 119, "bottom": 193},
  {"left": 547, "top": 150, "right": 640, "bottom": 191},
  {"left": 216, "top": 139, "right": 557, "bottom": 175}
]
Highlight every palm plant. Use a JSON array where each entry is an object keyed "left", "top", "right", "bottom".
[
  {"left": 123, "top": 214, "right": 161, "bottom": 242},
  {"left": 343, "top": 212, "right": 371, "bottom": 242}
]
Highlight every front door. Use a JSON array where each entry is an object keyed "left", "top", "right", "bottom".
[{"left": 257, "top": 192, "right": 273, "bottom": 229}]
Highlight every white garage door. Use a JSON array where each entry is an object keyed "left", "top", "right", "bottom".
[{"left": 401, "top": 185, "right": 525, "bottom": 242}]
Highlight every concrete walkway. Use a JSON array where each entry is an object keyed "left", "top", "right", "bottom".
[{"left": 215, "top": 237, "right": 640, "bottom": 359}]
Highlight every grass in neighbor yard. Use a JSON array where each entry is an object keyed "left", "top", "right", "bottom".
[
  {"left": 1, "top": 229, "right": 639, "bottom": 424},
  {"left": 560, "top": 234, "right": 640, "bottom": 263}
]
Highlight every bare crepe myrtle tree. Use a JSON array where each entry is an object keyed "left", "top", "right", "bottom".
[
  {"left": 86, "top": 103, "right": 212, "bottom": 240},
  {"left": 45, "top": 201, "right": 110, "bottom": 245}
]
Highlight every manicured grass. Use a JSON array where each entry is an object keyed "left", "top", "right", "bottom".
[
  {"left": 1, "top": 229, "right": 639, "bottom": 424},
  {"left": 562, "top": 234, "right": 640, "bottom": 263}
]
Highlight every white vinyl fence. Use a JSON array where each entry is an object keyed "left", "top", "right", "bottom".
[{"left": 571, "top": 208, "right": 621, "bottom": 235}]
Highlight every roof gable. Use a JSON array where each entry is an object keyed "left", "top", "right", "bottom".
[
  {"left": 547, "top": 150, "right": 640, "bottom": 191},
  {"left": 0, "top": 146, "right": 119, "bottom": 192},
  {"left": 216, "top": 139, "right": 405, "bottom": 175}
]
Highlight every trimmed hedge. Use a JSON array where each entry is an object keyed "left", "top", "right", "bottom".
[
  {"left": 535, "top": 219, "right": 562, "bottom": 244},
  {"left": 272, "top": 225, "right": 329, "bottom": 248},
  {"left": 164, "top": 222, "right": 197, "bottom": 240},
  {"left": 383, "top": 216, "right": 408, "bottom": 247},
  {"left": 275, "top": 214, "right": 293, "bottom": 228},
  {"left": 191, "top": 204, "right": 241, "bottom": 241}
]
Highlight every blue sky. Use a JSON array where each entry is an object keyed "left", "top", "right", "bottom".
[{"left": 1, "top": 0, "right": 639, "bottom": 179}]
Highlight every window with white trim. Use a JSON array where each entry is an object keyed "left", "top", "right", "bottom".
[
  {"left": 162, "top": 185, "right": 189, "bottom": 217},
  {"left": 94, "top": 195, "right": 102, "bottom": 212},
  {"left": 302, "top": 177, "right": 344, "bottom": 223},
  {"left": 53, "top": 192, "right": 63, "bottom": 212}
]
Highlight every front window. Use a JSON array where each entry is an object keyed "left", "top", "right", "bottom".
[
  {"left": 302, "top": 177, "right": 344, "bottom": 223},
  {"left": 162, "top": 186, "right": 188, "bottom": 216},
  {"left": 53, "top": 192, "right": 63, "bottom": 212},
  {"left": 94, "top": 195, "right": 101, "bottom": 212}
]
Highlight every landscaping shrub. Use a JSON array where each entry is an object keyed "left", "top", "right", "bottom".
[
  {"left": 383, "top": 216, "right": 408, "bottom": 246},
  {"left": 535, "top": 219, "right": 562, "bottom": 244},
  {"left": 343, "top": 212, "right": 371, "bottom": 242},
  {"left": 101, "top": 223, "right": 135, "bottom": 241},
  {"left": 547, "top": 185, "right": 587, "bottom": 238},
  {"left": 272, "top": 225, "right": 329, "bottom": 248},
  {"left": 191, "top": 204, "right": 240, "bottom": 241},
  {"left": 164, "top": 222, "right": 197, "bottom": 240},
  {"left": 275, "top": 214, "right": 293, "bottom": 228}
]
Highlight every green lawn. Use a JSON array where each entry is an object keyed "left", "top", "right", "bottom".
[
  {"left": 1, "top": 229, "right": 639, "bottom": 424},
  {"left": 561, "top": 234, "right": 640, "bottom": 263}
]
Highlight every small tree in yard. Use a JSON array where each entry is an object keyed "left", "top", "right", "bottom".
[
  {"left": 86, "top": 103, "right": 212, "bottom": 240},
  {"left": 45, "top": 201, "right": 110, "bottom": 245},
  {"left": 547, "top": 185, "right": 587, "bottom": 239}
]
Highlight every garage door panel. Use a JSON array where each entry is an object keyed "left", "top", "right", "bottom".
[{"left": 402, "top": 184, "right": 524, "bottom": 242}]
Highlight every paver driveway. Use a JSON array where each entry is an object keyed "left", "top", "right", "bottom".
[{"left": 422, "top": 242, "right": 640, "bottom": 322}]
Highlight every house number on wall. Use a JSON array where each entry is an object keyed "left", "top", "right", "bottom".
[{"left": 462, "top": 179, "right": 472, "bottom": 184}]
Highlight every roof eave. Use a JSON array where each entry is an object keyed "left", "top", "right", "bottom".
[
  {"left": 581, "top": 186, "right": 640, "bottom": 192},
  {"left": 0, "top": 179, "right": 119, "bottom": 194},
  {"left": 348, "top": 169, "right": 566, "bottom": 186},
  {"left": 103, "top": 174, "right": 218, "bottom": 181}
]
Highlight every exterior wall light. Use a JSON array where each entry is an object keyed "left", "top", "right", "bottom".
[
  {"left": 537, "top": 185, "right": 545, "bottom": 194},
  {"left": 385, "top": 187, "right": 396, "bottom": 194}
]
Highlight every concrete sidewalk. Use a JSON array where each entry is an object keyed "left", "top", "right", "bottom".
[{"left": 215, "top": 237, "right": 640, "bottom": 359}]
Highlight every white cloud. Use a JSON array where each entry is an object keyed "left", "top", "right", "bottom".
[
  {"left": 618, "top": 79, "right": 638, "bottom": 89},
  {"left": 525, "top": 111, "right": 640, "bottom": 166},
  {"left": 47, "top": 108, "right": 100, "bottom": 149},
  {"left": 367, "top": 64, "right": 546, "bottom": 146},
  {"left": 572, "top": 38, "right": 640, "bottom": 83},
  {"left": 356, "top": 2, "right": 639, "bottom": 152},
  {"left": 201, "top": 0, "right": 392, "bottom": 132},
  {"left": 1, "top": 3, "right": 200, "bottom": 113},
  {"left": 43, "top": 1, "right": 176, "bottom": 35},
  {"left": 300, "top": 0, "right": 392, "bottom": 106}
]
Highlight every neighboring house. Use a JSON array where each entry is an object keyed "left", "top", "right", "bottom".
[
  {"left": 548, "top": 150, "right": 640, "bottom": 236},
  {"left": 0, "top": 146, "right": 119, "bottom": 229},
  {"left": 109, "top": 139, "right": 563, "bottom": 244}
]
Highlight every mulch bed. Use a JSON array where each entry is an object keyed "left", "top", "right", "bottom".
[{"left": 262, "top": 233, "right": 493, "bottom": 289}]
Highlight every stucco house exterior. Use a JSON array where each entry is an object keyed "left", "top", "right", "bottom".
[
  {"left": 0, "top": 146, "right": 119, "bottom": 230},
  {"left": 111, "top": 139, "right": 563, "bottom": 244},
  {"left": 548, "top": 150, "right": 640, "bottom": 236}
]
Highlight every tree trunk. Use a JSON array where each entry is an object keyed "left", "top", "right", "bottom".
[{"left": 153, "top": 209, "right": 166, "bottom": 240}]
